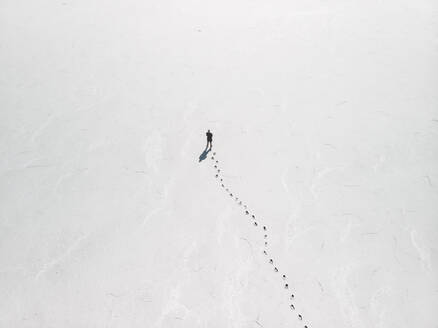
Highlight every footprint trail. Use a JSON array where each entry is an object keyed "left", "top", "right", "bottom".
[{"left": 208, "top": 151, "right": 310, "bottom": 328}]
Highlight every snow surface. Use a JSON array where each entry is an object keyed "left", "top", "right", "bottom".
[{"left": 1, "top": 0, "right": 438, "bottom": 327}]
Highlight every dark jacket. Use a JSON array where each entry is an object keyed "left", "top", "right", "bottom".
[{"left": 206, "top": 131, "right": 213, "bottom": 141}]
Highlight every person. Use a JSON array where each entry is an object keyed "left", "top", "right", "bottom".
[{"left": 206, "top": 130, "right": 213, "bottom": 149}]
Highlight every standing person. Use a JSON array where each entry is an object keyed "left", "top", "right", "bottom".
[{"left": 206, "top": 130, "right": 213, "bottom": 149}]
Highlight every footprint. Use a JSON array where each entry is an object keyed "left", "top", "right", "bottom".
[
  {"left": 220, "top": 179, "right": 223, "bottom": 181},
  {"left": 290, "top": 294, "right": 295, "bottom": 299},
  {"left": 264, "top": 234, "right": 268, "bottom": 238},
  {"left": 282, "top": 275, "right": 286, "bottom": 280},
  {"left": 263, "top": 226, "right": 267, "bottom": 231},
  {"left": 265, "top": 241, "right": 268, "bottom": 246},
  {"left": 298, "top": 314, "right": 302, "bottom": 320},
  {"left": 252, "top": 215, "right": 255, "bottom": 219},
  {"left": 290, "top": 304, "right": 295, "bottom": 310},
  {"left": 274, "top": 267, "right": 278, "bottom": 272},
  {"left": 215, "top": 174, "right": 218, "bottom": 178},
  {"left": 269, "top": 259, "right": 273, "bottom": 264},
  {"left": 263, "top": 250, "right": 267, "bottom": 255},
  {"left": 285, "top": 284, "right": 289, "bottom": 289},
  {"left": 245, "top": 211, "right": 249, "bottom": 215},
  {"left": 213, "top": 152, "right": 216, "bottom": 155},
  {"left": 254, "top": 222, "right": 258, "bottom": 226}
]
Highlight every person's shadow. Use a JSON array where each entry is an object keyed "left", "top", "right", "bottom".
[{"left": 199, "top": 147, "right": 211, "bottom": 162}]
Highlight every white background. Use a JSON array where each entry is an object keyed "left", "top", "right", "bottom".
[{"left": 1, "top": 0, "right": 437, "bottom": 327}]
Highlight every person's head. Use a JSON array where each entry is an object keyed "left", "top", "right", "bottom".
[{"left": 208, "top": 129, "right": 210, "bottom": 132}]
